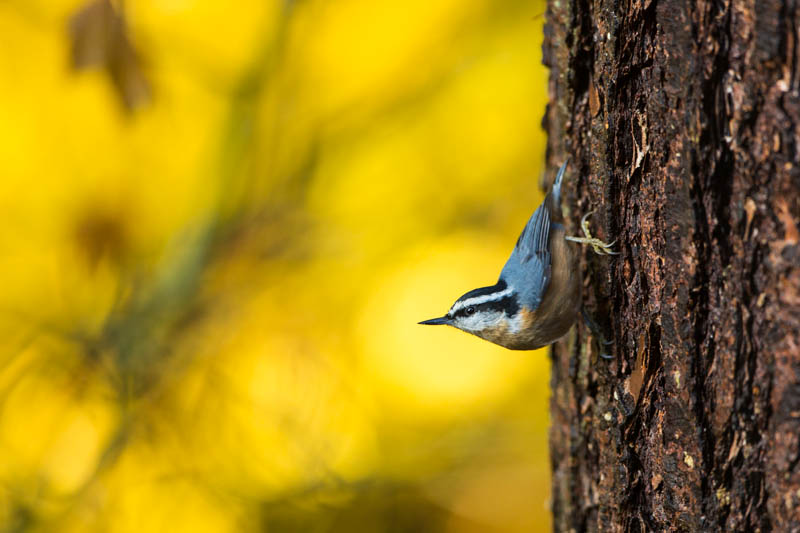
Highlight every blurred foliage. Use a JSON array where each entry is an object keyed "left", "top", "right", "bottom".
[{"left": 0, "top": 0, "right": 552, "bottom": 531}]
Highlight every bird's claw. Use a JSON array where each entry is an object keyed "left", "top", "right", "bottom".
[
  {"left": 565, "top": 210, "right": 619, "bottom": 255},
  {"left": 566, "top": 236, "right": 619, "bottom": 256}
]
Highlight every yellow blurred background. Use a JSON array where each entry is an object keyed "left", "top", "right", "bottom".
[{"left": 0, "top": 0, "right": 552, "bottom": 531}]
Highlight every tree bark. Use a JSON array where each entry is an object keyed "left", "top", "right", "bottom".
[{"left": 543, "top": 1, "right": 800, "bottom": 531}]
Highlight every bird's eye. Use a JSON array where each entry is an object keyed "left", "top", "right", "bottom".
[{"left": 465, "top": 306, "right": 476, "bottom": 315}]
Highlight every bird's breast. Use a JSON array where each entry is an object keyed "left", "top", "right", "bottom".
[{"left": 476, "top": 307, "right": 544, "bottom": 350}]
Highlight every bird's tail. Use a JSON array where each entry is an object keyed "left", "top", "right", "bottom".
[
  {"left": 545, "top": 160, "right": 568, "bottom": 223},
  {"left": 551, "top": 160, "right": 567, "bottom": 207}
]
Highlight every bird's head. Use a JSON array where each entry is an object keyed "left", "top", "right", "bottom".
[{"left": 419, "top": 279, "right": 524, "bottom": 344}]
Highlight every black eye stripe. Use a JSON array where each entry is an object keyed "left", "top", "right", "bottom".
[
  {"left": 455, "top": 296, "right": 519, "bottom": 318},
  {"left": 488, "top": 296, "right": 520, "bottom": 317}
]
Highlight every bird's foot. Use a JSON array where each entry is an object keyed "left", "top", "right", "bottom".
[{"left": 565, "top": 211, "right": 618, "bottom": 256}]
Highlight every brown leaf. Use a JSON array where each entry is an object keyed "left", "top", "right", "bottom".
[{"left": 69, "top": 0, "right": 151, "bottom": 111}]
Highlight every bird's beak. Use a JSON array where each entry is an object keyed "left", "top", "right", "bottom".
[{"left": 418, "top": 316, "right": 450, "bottom": 326}]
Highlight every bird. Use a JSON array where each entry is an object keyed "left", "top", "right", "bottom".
[{"left": 418, "top": 161, "right": 616, "bottom": 350}]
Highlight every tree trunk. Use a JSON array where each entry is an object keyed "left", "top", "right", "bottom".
[{"left": 543, "top": 1, "right": 800, "bottom": 531}]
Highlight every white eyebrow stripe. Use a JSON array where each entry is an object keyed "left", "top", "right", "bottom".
[{"left": 451, "top": 286, "right": 514, "bottom": 312}]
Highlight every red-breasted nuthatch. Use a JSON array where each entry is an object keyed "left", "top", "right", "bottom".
[{"left": 419, "top": 162, "right": 616, "bottom": 350}]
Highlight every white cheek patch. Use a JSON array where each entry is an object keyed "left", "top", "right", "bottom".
[{"left": 459, "top": 310, "right": 503, "bottom": 332}]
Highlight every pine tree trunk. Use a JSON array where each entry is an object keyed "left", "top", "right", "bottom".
[{"left": 543, "top": 1, "right": 800, "bottom": 531}]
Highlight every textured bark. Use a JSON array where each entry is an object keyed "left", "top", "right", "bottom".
[{"left": 543, "top": 1, "right": 800, "bottom": 531}]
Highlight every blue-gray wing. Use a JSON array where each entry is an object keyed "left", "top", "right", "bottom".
[
  {"left": 499, "top": 162, "right": 565, "bottom": 312},
  {"left": 499, "top": 201, "right": 552, "bottom": 311}
]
